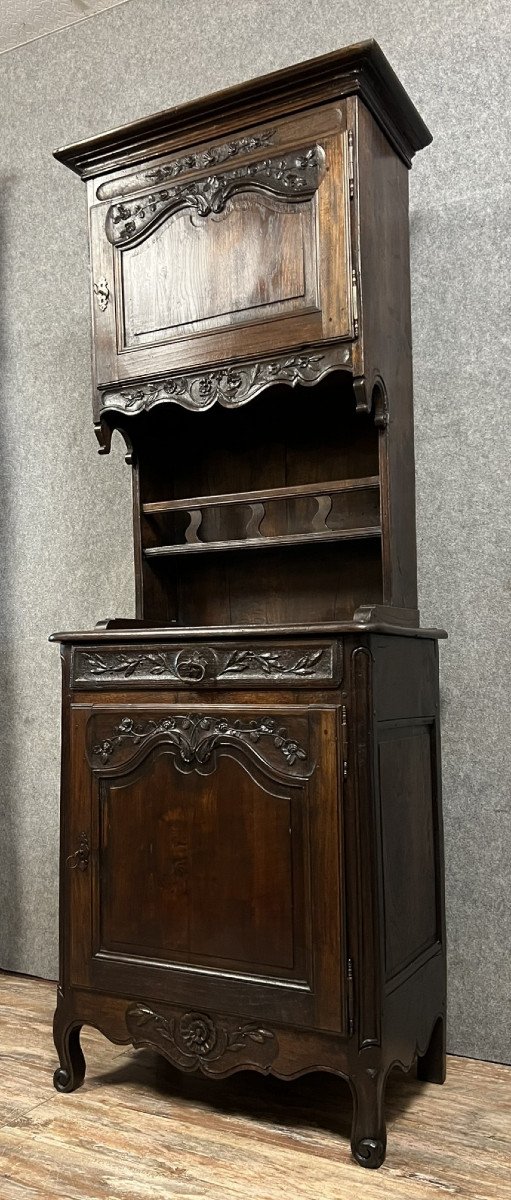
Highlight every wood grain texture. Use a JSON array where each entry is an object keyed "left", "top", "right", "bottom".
[
  {"left": 1, "top": 974, "right": 510, "bottom": 1199},
  {"left": 120, "top": 197, "right": 312, "bottom": 347}
]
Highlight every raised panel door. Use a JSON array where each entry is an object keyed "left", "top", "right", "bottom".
[
  {"left": 89, "top": 105, "right": 354, "bottom": 397},
  {"left": 66, "top": 701, "right": 345, "bottom": 1033}
]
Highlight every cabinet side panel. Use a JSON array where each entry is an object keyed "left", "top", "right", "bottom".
[
  {"left": 371, "top": 636, "right": 445, "bottom": 992},
  {"left": 371, "top": 636, "right": 438, "bottom": 721},
  {"left": 378, "top": 724, "right": 438, "bottom": 980},
  {"left": 355, "top": 100, "right": 417, "bottom": 610}
]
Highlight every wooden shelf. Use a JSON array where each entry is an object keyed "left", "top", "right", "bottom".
[
  {"left": 142, "top": 476, "right": 380, "bottom": 516},
  {"left": 144, "top": 526, "right": 382, "bottom": 557}
]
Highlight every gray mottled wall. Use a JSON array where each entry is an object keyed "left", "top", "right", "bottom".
[{"left": 0, "top": 0, "right": 509, "bottom": 1064}]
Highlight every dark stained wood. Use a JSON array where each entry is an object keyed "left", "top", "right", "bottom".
[
  {"left": 143, "top": 526, "right": 382, "bottom": 556},
  {"left": 351, "top": 97, "right": 418, "bottom": 611},
  {"left": 378, "top": 725, "right": 438, "bottom": 978},
  {"left": 142, "top": 475, "right": 380, "bottom": 514},
  {"left": 99, "top": 754, "right": 298, "bottom": 971},
  {"left": 52, "top": 41, "right": 446, "bottom": 1173},
  {"left": 120, "top": 196, "right": 315, "bottom": 345}
]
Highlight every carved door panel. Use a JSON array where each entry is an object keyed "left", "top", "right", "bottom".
[
  {"left": 67, "top": 702, "right": 345, "bottom": 1033},
  {"left": 89, "top": 105, "right": 354, "bottom": 404}
]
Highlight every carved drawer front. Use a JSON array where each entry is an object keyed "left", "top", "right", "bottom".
[
  {"left": 67, "top": 703, "right": 345, "bottom": 1033},
  {"left": 71, "top": 639, "right": 341, "bottom": 690},
  {"left": 89, "top": 104, "right": 354, "bottom": 408}
]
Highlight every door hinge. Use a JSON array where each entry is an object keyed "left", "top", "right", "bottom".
[
  {"left": 351, "top": 269, "right": 359, "bottom": 337},
  {"left": 347, "top": 129, "right": 355, "bottom": 200},
  {"left": 341, "top": 703, "right": 348, "bottom": 780},
  {"left": 347, "top": 957, "right": 355, "bottom": 1036}
]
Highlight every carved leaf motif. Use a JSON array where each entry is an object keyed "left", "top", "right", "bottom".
[
  {"left": 83, "top": 650, "right": 169, "bottom": 679},
  {"left": 223, "top": 648, "right": 324, "bottom": 676}
]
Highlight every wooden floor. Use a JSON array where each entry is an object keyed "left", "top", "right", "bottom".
[{"left": 0, "top": 973, "right": 510, "bottom": 1199}]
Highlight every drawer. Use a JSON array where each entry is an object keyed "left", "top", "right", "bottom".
[{"left": 70, "top": 639, "right": 341, "bottom": 690}]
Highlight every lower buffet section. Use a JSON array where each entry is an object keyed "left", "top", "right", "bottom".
[
  {"left": 53, "top": 949, "right": 445, "bottom": 1170},
  {"left": 52, "top": 625, "right": 446, "bottom": 1169}
]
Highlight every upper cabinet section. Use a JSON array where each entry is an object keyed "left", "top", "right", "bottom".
[
  {"left": 54, "top": 40, "right": 431, "bottom": 433},
  {"left": 88, "top": 106, "right": 353, "bottom": 391}
]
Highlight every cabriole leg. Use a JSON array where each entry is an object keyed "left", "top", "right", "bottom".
[
  {"left": 349, "top": 1066, "right": 387, "bottom": 1168},
  {"left": 53, "top": 994, "right": 86, "bottom": 1093}
]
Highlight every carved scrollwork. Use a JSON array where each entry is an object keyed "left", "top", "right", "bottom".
[
  {"left": 99, "top": 346, "right": 351, "bottom": 417},
  {"left": 353, "top": 1138, "right": 386, "bottom": 1169},
  {"left": 126, "top": 1004, "right": 278, "bottom": 1075},
  {"left": 105, "top": 145, "right": 325, "bottom": 245},
  {"left": 90, "top": 713, "right": 310, "bottom": 775}
]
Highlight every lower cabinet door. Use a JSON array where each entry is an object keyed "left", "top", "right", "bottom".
[{"left": 66, "top": 702, "right": 345, "bottom": 1034}]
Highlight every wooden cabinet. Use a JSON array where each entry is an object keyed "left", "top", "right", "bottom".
[{"left": 52, "top": 41, "right": 446, "bottom": 1170}]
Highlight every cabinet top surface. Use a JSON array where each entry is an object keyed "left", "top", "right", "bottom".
[
  {"left": 50, "top": 621, "right": 447, "bottom": 645},
  {"left": 53, "top": 39, "right": 432, "bottom": 179}
]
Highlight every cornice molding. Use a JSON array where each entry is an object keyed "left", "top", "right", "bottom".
[{"left": 53, "top": 41, "right": 431, "bottom": 180}]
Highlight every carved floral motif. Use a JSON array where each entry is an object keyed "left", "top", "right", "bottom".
[
  {"left": 144, "top": 129, "right": 277, "bottom": 184},
  {"left": 91, "top": 713, "right": 309, "bottom": 772},
  {"left": 97, "top": 129, "right": 278, "bottom": 201},
  {"left": 126, "top": 1004, "right": 277, "bottom": 1074},
  {"left": 100, "top": 348, "right": 351, "bottom": 416},
  {"left": 105, "top": 145, "right": 325, "bottom": 244}
]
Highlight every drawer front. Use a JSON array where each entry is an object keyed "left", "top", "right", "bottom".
[
  {"left": 89, "top": 104, "right": 354, "bottom": 399},
  {"left": 71, "top": 639, "right": 341, "bottom": 690}
]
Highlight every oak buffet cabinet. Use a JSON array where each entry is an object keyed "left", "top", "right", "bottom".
[{"left": 51, "top": 40, "right": 446, "bottom": 1169}]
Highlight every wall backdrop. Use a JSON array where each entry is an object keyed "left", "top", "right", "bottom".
[{"left": 0, "top": 0, "right": 509, "bottom": 1064}]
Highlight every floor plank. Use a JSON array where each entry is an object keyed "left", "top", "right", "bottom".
[{"left": 0, "top": 973, "right": 509, "bottom": 1199}]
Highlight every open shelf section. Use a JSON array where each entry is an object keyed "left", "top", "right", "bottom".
[
  {"left": 144, "top": 526, "right": 381, "bottom": 557},
  {"left": 142, "top": 476, "right": 381, "bottom": 554}
]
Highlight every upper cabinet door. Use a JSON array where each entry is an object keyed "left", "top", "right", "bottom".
[{"left": 89, "top": 106, "right": 354, "bottom": 390}]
